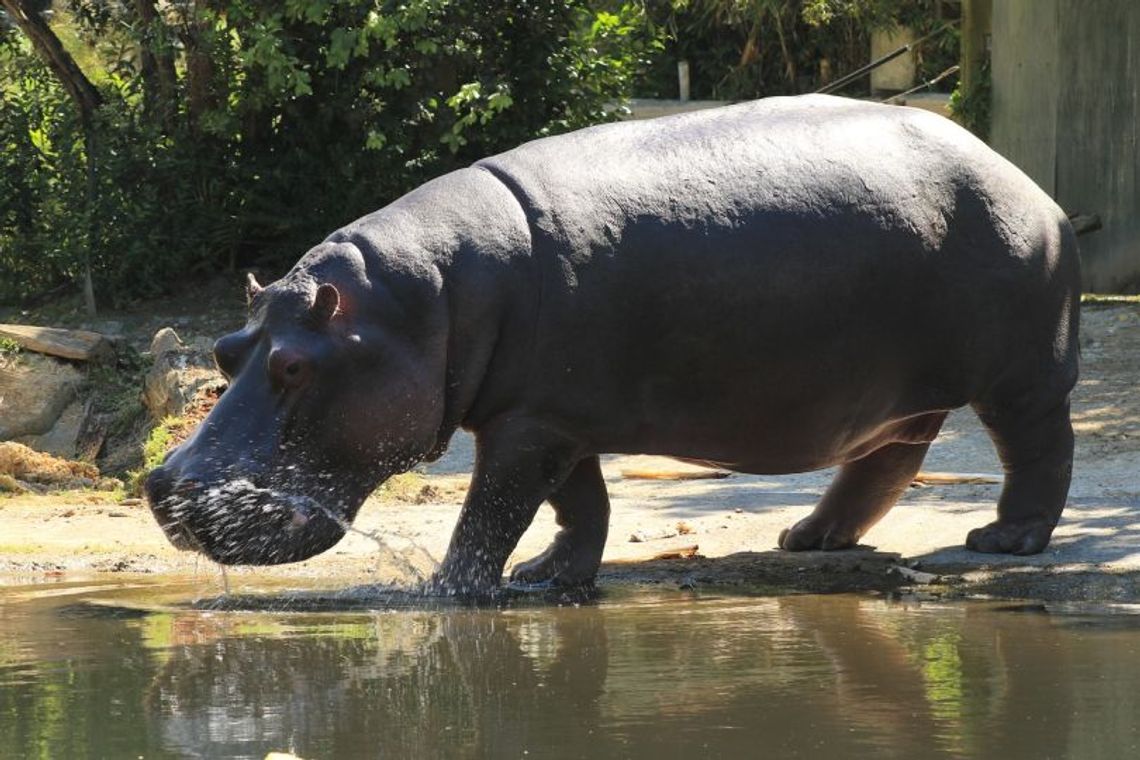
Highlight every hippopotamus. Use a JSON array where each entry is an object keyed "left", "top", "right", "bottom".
[{"left": 145, "top": 95, "right": 1080, "bottom": 593}]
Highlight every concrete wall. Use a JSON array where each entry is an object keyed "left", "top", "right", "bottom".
[
  {"left": 870, "top": 27, "right": 918, "bottom": 94},
  {"left": 991, "top": 0, "right": 1140, "bottom": 292}
]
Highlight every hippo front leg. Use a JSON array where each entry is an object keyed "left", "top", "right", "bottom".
[{"left": 433, "top": 420, "right": 582, "bottom": 595}]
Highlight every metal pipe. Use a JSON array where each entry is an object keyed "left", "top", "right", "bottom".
[
  {"left": 816, "top": 21, "right": 960, "bottom": 96},
  {"left": 882, "top": 64, "right": 961, "bottom": 104}
]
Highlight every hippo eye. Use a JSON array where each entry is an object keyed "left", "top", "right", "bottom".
[{"left": 268, "top": 347, "right": 310, "bottom": 391}]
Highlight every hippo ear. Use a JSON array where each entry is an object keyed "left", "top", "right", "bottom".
[
  {"left": 245, "top": 272, "right": 263, "bottom": 304},
  {"left": 311, "top": 283, "right": 341, "bottom": 324}
]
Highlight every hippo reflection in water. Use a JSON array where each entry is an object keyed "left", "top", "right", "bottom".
[{"left": 145, "top": 95, "right": 1079, "bottom": 593}]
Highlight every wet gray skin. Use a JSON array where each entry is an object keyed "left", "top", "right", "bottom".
[
  {"left": 145, "top": 258, "right": 446, "bottom": 566},
  {"left": 146, "top": 96, "right": 1079, "bottom": 592}
]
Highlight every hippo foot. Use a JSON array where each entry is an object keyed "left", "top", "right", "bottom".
[
  {"left": 428, "top": 561, "right": 504, "bottom": 598},
  {"left": 777, "top": 516, "right": 860, "bottom": 552},
  {"left": 965, "top": 518, "right": 1055, "bottom": 555},
  {"left": 510, "top": 531, "right": 599, "bottom": 587}
]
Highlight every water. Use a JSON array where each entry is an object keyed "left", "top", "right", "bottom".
[{"left": 2, "top": 578, "right": 1140, "bottom": 760}]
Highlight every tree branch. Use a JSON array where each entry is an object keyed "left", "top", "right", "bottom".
[{"left": 0, "top": 0, "right": 102, "bottom": 124}]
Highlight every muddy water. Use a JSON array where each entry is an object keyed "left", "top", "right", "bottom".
[{"left": 2, "top": 578, "right": 1139, "bottom": 760}]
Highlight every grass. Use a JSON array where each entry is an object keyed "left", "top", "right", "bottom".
[
  {"left": 0, "top": 337, "right": 20, "bottom": 368},
  {"left": 376, "top": 471, "right": 432, "bottom": 503},
  {"left": 126, "top": 416, "right": 186, "bottom": 495},
  {"left": 0, "top": 487, "right": 123, "bottom": 506}
]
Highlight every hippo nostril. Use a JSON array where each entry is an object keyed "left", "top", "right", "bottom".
[{"left": 288, "top": 509, "right": 310, "bottom": 531}]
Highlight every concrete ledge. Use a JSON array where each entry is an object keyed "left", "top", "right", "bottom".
[{"left": 624, "top": 98, "right": 728, "bottom": 120}]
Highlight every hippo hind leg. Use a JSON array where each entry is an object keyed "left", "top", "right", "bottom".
[
  {"left": 966, "top": 394, "right": 1074, "bottom": 555},
  {"left": 510, "top": 455, "right": 610, "bottom": 586},
  {"left": 779, "top": 431, "right": 942, "bottom": 552}
]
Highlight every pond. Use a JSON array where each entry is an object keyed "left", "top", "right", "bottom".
[{"left": 2, "top": 576, "right": 1139, "bottom": 759}]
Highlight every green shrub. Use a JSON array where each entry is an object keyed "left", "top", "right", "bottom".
[
  {"left": 950, "top": 57, "right": 990, "bottom": 140},
  {"left": 1, "top": 1, "right": 661, "bottom": 307}
]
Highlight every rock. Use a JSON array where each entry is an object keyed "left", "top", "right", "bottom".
[
  {"left": 0, "top": 353, "right": 85, "bottom": 439},
  {"left": 0, "top": 323, "right": 114, "bottom": 362},
  {"left": 16, "top": 398, "right": 90, "bottom": 459},
  {"left": 629, "top": 527, "right": 679, "bottom": 543},
  {"left": 90, "top": 320, "right": 123, "bottom": 338},
  {"left": 889, "top": 565, "right": 941, "bottom": 585},
  {"left": 148, "top": 327, "right": 183, "bottom": 357},
  {"left": 143, "top": 327, "right": 226, "bottom": 421}
]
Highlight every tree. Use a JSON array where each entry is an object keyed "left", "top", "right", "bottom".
[
  {"left": 0, "top": 1, "right": 661, "bottom": 306},
  {"left": 1, "top": 0, "right": 100, "bottom": 313}
]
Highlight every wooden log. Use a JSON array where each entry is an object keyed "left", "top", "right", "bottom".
[
  {"left": 610, "top": 545, "right": 702, "bottom": 563},
  {"left": 621, "top": 468, "right": 731, "bottom": 481},
  {"left": 912, "top": 471, "right": 1002, "bottom": 485},
  {"left": 650, "top": 545, "right": 701, "bottom": 561},
  {"left": 0, "top": 324, "right": 113, "bottom": 362}
]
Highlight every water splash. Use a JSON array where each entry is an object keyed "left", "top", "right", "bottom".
[
  {"left": 171, "top": 477, "right": 440, "bottom": 588},
  {"left": 312, "top": 503, "right": 439, "bottom": 585}
]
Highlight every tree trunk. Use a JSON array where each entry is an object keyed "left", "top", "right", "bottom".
[
  {"left": 772, "top": 10, "right": 797, "bottom": 89},
  {"left": 178, "top": 0, "right": 221, "bottom": 129},
  {"left": 960, "top": 0, "right": 992, "bottom": 93},
  {"left": 0, "top": 0, "right": 102, "bottom": 124},
  {"left": 133, "top": 0, "right": 178, "bottom": 131},
  {"left": 1, "top": 0, "right": 101, "bottom": 315}
]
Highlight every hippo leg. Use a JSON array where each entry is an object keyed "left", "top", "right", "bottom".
[
  {"left": 966, "top": 397, "right": 1073, "bottom": 555},
  {"left": 433, "top": 420, "right": 581, "bottom": 594},
  {"left": 510, "top": 455, "right": 610, "bottom": 586},
  {"left": 779, "top": 440, "right": 935, "bottom": 551}
]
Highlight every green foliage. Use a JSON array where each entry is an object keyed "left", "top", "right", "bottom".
[
  {"left": 0, "top": 337, "right": 21, "bottom": 358},
  {"left": 140, "top": 418, "right": 177, "bottom": 473},
  {"left": 950, "top": 57, "right": 990, "bottom": 141},
  {"left": 0, "top": 36, "right": 87, "bottom": 303},
  {"left": 1, "top": 1, "right": 660, "bottom": 306},
  {"left": 126, "top": 414, "right": 180, "bottom": 494},
  {"left": 641, "top": 0, "right": 957, "bottom": 100}
]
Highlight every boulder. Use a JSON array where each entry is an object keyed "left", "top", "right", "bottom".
[
  {"left": 143, "top": 327, "right": 226, "bottom": 421},
  {"left": 0, "top": 353, "right": 85, "bottom": 439},
  {"left": 16, "top": 398, "right": 90, "bottom": 460}
]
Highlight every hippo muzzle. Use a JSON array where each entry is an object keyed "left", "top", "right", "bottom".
[{"left": 144, "top": 460, "right": 350, "bottom": 565}]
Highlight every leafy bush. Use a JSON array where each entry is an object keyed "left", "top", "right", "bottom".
[
  {"left": 950, "top": 56, "right": 990, "bottom": 140},
  {"left": 640, "top": 0, "right": 958, "bottom": 101},
  {"left": 0, "top": 42, "right": 87, "bottom": 303},
  {"left": 1, "top": 1, "right": 660, "bottom": 307}
]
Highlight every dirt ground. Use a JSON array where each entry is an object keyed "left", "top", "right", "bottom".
[{"left": 1, "top": 295, "right": 1138, "bottom": 602}]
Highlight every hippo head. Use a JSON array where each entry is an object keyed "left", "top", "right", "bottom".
[{"left": 144, "top": 242, "right": 447, "bottom": 564}]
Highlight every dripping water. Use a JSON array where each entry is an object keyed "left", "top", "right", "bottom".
[{"left": 312, "top": 504, "right": 439, "bottom": 585}]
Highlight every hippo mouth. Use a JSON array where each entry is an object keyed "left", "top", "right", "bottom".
[{"left": 146, "top": 472, "right": 354, "bottom": 565}]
